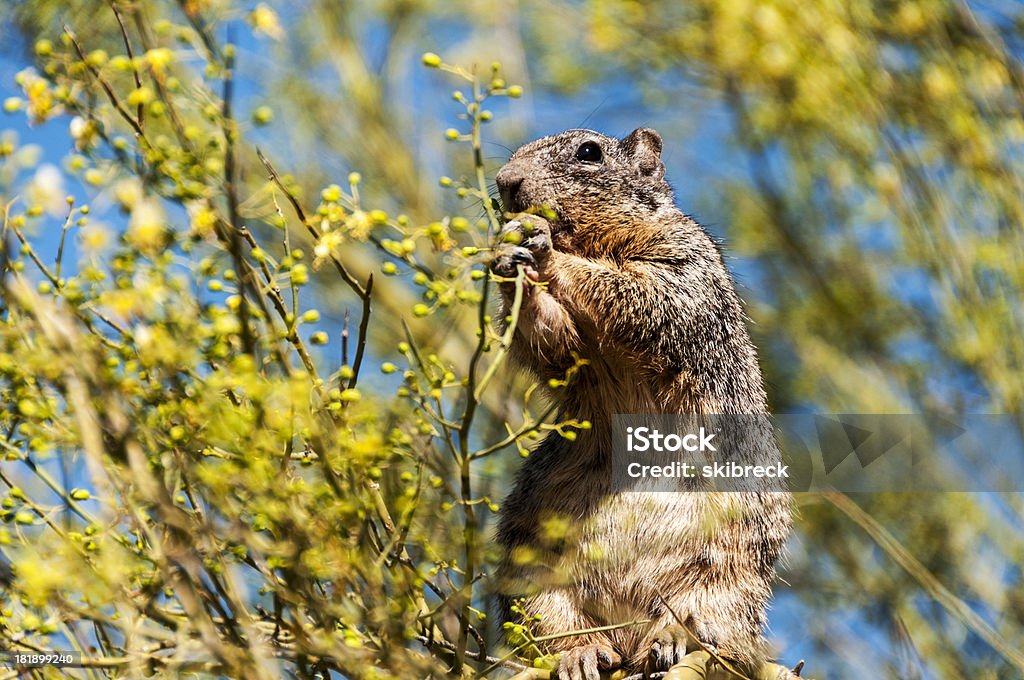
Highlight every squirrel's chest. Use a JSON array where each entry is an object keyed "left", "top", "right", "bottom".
[
  {"left": 576, "top": 492, "right": 706, "bottom": 563},
  {"left": 560, "top": 492, "right": 716, "bottom": 622}
]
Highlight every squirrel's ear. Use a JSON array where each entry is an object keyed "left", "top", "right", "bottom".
[{"left": 622, "top": 127, "right": 664, "bottom": 179}]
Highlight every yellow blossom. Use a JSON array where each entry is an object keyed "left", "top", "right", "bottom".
[
  {"left": 128, "top": 198, "right": 168, "bottom": 254},
  {"left": 250, "top": 4, "right": 285, "bottom": 41},
  {"left": 144, "top": 48, "right": 174, "bottom": 74}
]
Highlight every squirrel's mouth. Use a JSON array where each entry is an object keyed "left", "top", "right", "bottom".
[
  {"left": 497, "top": 185, "right": 523, "bottom": 216},
  {"left": 497, "top": 189, "right": 570, "bottom": 245},
  {"left": 497, "top": 186, "right": 549, "bottom": 221}
]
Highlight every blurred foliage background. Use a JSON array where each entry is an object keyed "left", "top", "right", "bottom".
[{"left": 0, "top": 0, "right": 1022, "bottom": 678}]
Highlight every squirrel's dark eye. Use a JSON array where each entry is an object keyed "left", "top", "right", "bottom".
[{"left": 575, "top": 141, "right": 603, "bottom": 163}]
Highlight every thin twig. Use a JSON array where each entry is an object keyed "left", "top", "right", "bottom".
[
  {"left": 254, "top": 149, "right": 368, "bottom": 300},
  {"left": 64, "top": 27, "right": 146, "bottom": 140},
  {"left": 110, "top": 1, "right": 145, "bottom": 131}
]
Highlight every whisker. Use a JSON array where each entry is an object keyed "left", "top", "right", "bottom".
[
  {"left": 484, "top": 141, "right": 514, "bottom": 153},
  {"left": 577, "top": 99, "right": 608, "bottom": 130}
]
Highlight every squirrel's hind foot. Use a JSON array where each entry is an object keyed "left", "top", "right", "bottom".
[
  {"left": 558, "top": 643, "right": 621, "bottom": 680},
  {"left": 644, "top": 624, "right": 708, "bottom": 674}
]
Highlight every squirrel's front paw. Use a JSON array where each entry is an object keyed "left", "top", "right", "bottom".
[
  {"left": 495, "top": 215, "right": 552, "bottom": 260},
  {"left": 558, "top": 643, "right": 621, "bottom": 680},
  {"left": 504, "top": 214, "right": 553, "bottom": 258},
  {"left": 490, "top": 245, "right": 539, "bottom": 281},
  {"left": 490, "top": 214, "right": 552, "bottom": 281}
]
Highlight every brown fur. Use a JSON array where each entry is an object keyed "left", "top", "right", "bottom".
[{"left": 490, "top": 129, "right": 792, "bottom": 678}]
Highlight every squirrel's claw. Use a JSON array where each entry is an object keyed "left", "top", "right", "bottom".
[{"left": 490, "top": 245, "right": 537, "bottom": 280}]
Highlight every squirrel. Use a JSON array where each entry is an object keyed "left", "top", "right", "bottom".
[{"left": 490, "top": 128, "right": 792, "bottom": 679}]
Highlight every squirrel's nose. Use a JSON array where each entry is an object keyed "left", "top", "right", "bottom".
[{"left": 495, "top": 164, "right": 524, "bottom": 214}]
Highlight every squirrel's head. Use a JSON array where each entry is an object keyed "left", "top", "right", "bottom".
[{"left": 495, "top": 127, "right": 675, "bottom": 251}]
